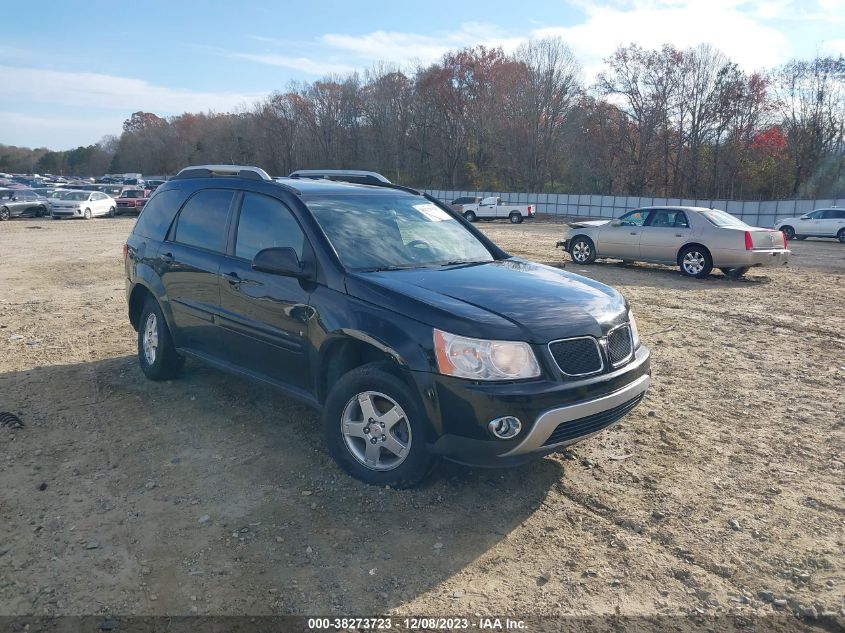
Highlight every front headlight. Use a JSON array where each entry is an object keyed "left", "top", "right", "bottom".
[
  {"left": 433, "top": 329, "right": 541, "bottom": 380},
  {"left": 628, "top": 309, "right": 640, "bottom": 348}
]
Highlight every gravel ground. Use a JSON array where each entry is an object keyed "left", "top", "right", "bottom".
[{"left": 0, "top": 216, "right": 843, "bottom": 628}]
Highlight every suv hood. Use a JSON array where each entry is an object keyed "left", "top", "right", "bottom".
[{"left": 347, "top": 259, "right": 627, "bottom": 344}]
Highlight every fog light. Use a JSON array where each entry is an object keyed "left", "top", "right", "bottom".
[{"left": 488, "top": 416, "right": 522, "bottom": 439}]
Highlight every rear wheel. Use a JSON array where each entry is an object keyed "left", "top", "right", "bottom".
[
  {"left": 569, "top": 236, "right": 596, "bottom": 264},
  {"left": 322, "top": 362, "right": 435, "bottom": 488},
  {"left": 720, "top": 267, "right": 750, "bottom": 280},
  {"left": 780, "top": 226, "right": 795, "bottom": 240},
  {"left": 509, "top": 212, "right": 523, "bottom": 224},
  {"left": 838, "top": 228, "right": 845, "bottom": 244},
  {"left": 678, "top": 246, "right": 713, "bottom": 278},
  {"left": 36, "top": 206, "right": 47, "bottom": 217},
  {"left": 137, "top": 298, "right": 184, "bottom": 380},
  {"left": 463, "top": 211, "right": 476, "bottom": 222}
]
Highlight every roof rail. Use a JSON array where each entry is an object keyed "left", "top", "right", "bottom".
[
  {"left": 288, "top": 169, "right": 392, "bottom": 185},
  {"left": 173, "top": 165, "right": 272, "bottom": 181}
]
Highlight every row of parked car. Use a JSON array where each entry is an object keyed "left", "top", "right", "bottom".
[{"left": 0, "top": 185, "right": 149, "bottom": 220}]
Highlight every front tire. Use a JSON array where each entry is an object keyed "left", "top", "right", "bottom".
[
  {"left": 322, "top": 362, "right": 435, "bottom": 488},
  {"left": 108, "top": 206, "right": 116, "bottom": 218},
  {"left": 463, "top": 211, "right": 476, "bottom": 222},
  {"left": 137, "top": 297, "right": 184, "bottom": 380},
  {"left": 569, "top": 236, "right": 596, "bottom": 264},
  {"left": 83, "top": 208, "right": 92, "bottom": 220},
  {"left": 0, "top": 207, "right": 9, "bottom": 221},
  {"left": 838, "top": 228, "right": 845, "bottom": 244},
  {"left": 679, "top": 246, "right": 713, "bottom": 278},
  {"left": 509, "top": 212, "right": 523, "bottom": 224}
]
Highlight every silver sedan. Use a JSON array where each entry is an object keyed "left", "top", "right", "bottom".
[{"left": 557, "top": 206, "right": 790, "bottom": 279}]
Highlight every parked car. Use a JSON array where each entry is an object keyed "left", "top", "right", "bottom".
[
  {"left": 45, "top": 189, "right": 74, "bottom": 210},
  {"left": 145, "top": 179, "right": 166, "bottom": 191},
  {"left": 50, "top": 190, "right": 116, "bottom": 219},
  {"left": 460, "top": 196, "right": 535, "bottom": 224},
  {"left": 775, "top": 208, "right": 845, "bottom": 243},
  {"left": 124, "top": 165, "right": 650, "bottom": 487},
  {"left": 0, "top": 188, "right": 50, "bottom": 219},
  {"left": 115, "top": 189, "right": 149, "bottom": 215},
  {"left": 557, "top": 206, "right": 790, "bottom": 279}
]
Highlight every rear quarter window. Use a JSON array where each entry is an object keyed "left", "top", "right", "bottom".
[{"left": 132, "top": 189, "right": 186, "bottom": 241}]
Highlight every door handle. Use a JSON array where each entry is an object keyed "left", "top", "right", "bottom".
[
  {"left": 629, "top": 231, "right": 639, "bottom": 235},
  {"left": 222, "top": 271, "right": 241, "bottom": 285},
  {"left": 159, "top": 252, "right": 173, "bottom": 262},
  {"left": 674, "top": 233, "right": 683, "bottom": 237}
]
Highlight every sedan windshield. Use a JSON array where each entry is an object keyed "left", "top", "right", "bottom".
[
  {"left": 699, "top": 209, "right": 748, "bottom": 228},
  {"left": 63, "top": 191, "right": 90, "bottom": 201},
  {"left": 306, "top": 194, "right": 494, "bottom": 271}
]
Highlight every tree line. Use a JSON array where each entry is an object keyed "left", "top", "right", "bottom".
[{"left": 3, "top": 39, "right": 844, "bottom": 200}]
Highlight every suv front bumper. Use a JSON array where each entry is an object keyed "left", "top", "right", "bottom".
[{"left": 424, "top": 345, "right": 650, "bottom": 467}]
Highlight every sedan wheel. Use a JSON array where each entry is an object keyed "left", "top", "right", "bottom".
[
  {"left": 0, "top": 207, "right": 9, "bottom": 221},
  {"left": 570, "top": 237, "right": 596, "bottom": 264},
  {"left": 839, "top": 228, "right": 845, "bottom": 244},
  {"left": 83, "top": 208, "right": 92, "bottom": 220},
  {"left": 341, "top": 391, "right": 411, "bottom": 471},
  {"left": 679, "top": 246, "right": 713, "bottom": 278},
  {"left": 108, "top": 206, "right": 116, "bottom": 218}
]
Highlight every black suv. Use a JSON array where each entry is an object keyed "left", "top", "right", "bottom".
[{"left": 125, "top": 165, "right": 650, "bottom": 487}]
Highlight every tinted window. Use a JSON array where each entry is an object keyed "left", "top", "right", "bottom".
[
  {"left": 618, "top": 210, "right": 650, "bottom": 226},
  {"left": 92, "top": 192, "right": 106, "bottom": 200},
  {"left": 235, "top": 193, "right": 305, "bottom": 260},
  {"left": 822, "top": 209, "right": 845, "bottom": 219},
  {"left": 700, "top": 209, "right": 748, "bottom": 227},
  {"left": 132, "top": 189, "right": 185, "bottom": 240},
  {"left": 805, "top": 210, "right": 824, "bottom": 219},
  {"left": 173, "top": 190, "right": 233, "bottom": 252},
  {"left": 648, "top": 209, "right": 689, "bottom": 228}
]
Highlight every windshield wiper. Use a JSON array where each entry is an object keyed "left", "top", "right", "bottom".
[
  {"left": 438, "top": 260, "right": 488, "bottom": 267},
  {"left": 357, "top": 264, "right": 419, "bottom": 272}
]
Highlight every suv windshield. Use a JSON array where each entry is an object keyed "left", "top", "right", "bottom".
[
  {"left": 699, "top": 209, "right": 747, "bottom": 228},
  {"left": 306, "top": 194, "right": 494, "bottom": 271}
]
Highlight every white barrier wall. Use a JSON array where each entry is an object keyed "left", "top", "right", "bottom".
[{"left": 422, "top": 190, "right": 843, "bottom": 228}]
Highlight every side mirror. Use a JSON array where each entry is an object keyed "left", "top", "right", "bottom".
[
  {"left": 610, "top": 219, "right": 623, "bottom": 227},
  {"left": 252, "top": 247, "right": 306, "bottom": 277},
  {"left": 799, "top": 216, "right": 808, "bottom": 221}
]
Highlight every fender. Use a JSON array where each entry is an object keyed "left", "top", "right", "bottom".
[{"left": 129, "top": 263, "right": 179, "bottom": 340}]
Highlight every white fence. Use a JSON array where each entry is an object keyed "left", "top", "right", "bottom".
[{"left": 421, "top": 189, "right": 844, "bottom": 228}]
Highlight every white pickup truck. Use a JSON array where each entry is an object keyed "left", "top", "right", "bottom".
[{"left": 453, "top": 196, "right": 536, "bottom": 224}]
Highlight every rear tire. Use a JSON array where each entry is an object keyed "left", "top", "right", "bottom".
[
  {"left": 137, "top": 297, "right": 184, "bottom": 381},
  {"left": 678, "top": 246, "right": 713, "bottom": 278},
  {"left": 780, "top": 226, "right": 795, "bottom": 240},
  {"left": 838, "top": 228, "right": 845, "bottom": 244},
  {"left": 322, "top": 362, "right": 435, "bottom": 488},
  {"left": 509, "top": 212, "right": 523, "bottom": 224},
  {"left": 463, "top": 211, "right": 476, "bottom": 222},
  {"left": 569, "top": 236, "right": 596, "bottom": 264},
  {"left": 721, "top": 267, "right": 750, "bottom": 280}
]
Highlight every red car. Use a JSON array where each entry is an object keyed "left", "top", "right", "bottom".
[{"left": 114, "top": 189, "right": 149, "bottom": 216}]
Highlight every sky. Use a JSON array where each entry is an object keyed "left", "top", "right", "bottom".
[{"left": 1, "top": 0, "right": 843, "bottom": 150}]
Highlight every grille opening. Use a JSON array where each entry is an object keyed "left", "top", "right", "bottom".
[
  {"left": 542, "top": 393, "right": 644, "bottom": 446},
  {"left": 607, "top": 325, "right": 634, "bottom": 367},
  {"left": 548, "top": 337, "right": 603, "bottom": 376}
]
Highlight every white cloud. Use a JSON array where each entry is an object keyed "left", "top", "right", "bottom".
[
  {"left": 0, "top": 65, "right": 262, "bottom": 114},
  {"left": 321, "top": 22, "right": 524, "bottom": 66},
  {"left": 0, "top": 111, "right": 125, "bottom": 149},
  {"left": 532, "top": 0, "right": 790, "bottom": 79},
  {"left": 227, "top": 52, "right": 356, "bottom": 76},
  {"left": 822, "top": 38, "right": 845, "bottom": 55}
]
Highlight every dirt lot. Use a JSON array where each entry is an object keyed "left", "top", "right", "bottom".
[{"left": 1, "top": 216, "right": 843, "bottom": 626}]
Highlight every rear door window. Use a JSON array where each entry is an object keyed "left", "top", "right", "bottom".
[{"left": 172, "top": 190, "right": 234, "bottom": 252}]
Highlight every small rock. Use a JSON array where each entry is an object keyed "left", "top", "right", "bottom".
[
  {"left": 651, "top": 510, "right": 666, "bottom": 520},
  {"left": 537, "top": 572, "right": 550, "bottom": 586},
  {"left": 275, "top": 536, "right": 284, "bottom": 543},
  {"left": 85, "top": 541, "right": 100, "bottom": 550},
  {"left": 647, "top": 410, "right": 656, "bottom": 417},
  {"left": 773, "top": 598, "right": 788, "bottom": 608},
  {"left": 799, "top": 605, "right": 818, "bottom": 620},
  {"left": 728, "top": 519, "right": 742, "bottom": 531},
  {"left": 239, "top": 527, "right": 249, "bottom": 533},
  {"left": 198, "top": 515, "right": 210, "bottom": 524},
  {"left": 757, "top": 591, "right": 775, "bottom": 603},
  {"left": 451, "top": 589, "right": 465, "bottom": 598},
  {"left": 301, "top": 490, "right": 313, "bottom": 496},
  {"left": 0, "top": 547, "right": 10, "bottom": 557},
  {"left": 368, "top": 568, "right": 377, "bottom": 575},
  {"left": 433, "top": 542, "right": 444, "bottom": 549},
  {"left": 8, "top": 334, "right": 24, "bottom": 341},
  {"left": 305, "top": 546, "right": 313, "bottom": 554},
  {"left": 38, "top": 482, "right": 47, "bottom": 491},
  {"left": 144, "top": 480, "right": 157, "bottom": 490},
  {"left": 581, "top": 458, "right": 595, "bottom": 468}
]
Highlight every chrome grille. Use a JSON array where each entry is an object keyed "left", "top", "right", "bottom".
[
  {"left": 607, "top": 325, "right": 634, "bottom": 367},
  {"left": 548, "top": 337, "right": 603, "bottom": 376}
]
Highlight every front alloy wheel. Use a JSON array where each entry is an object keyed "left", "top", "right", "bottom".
[
  {"left": 570, "top": 237, "right": 596, "bottom": 264},
  {"left": 341, "top": 391, "right": 411, "bottom": 471}
]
